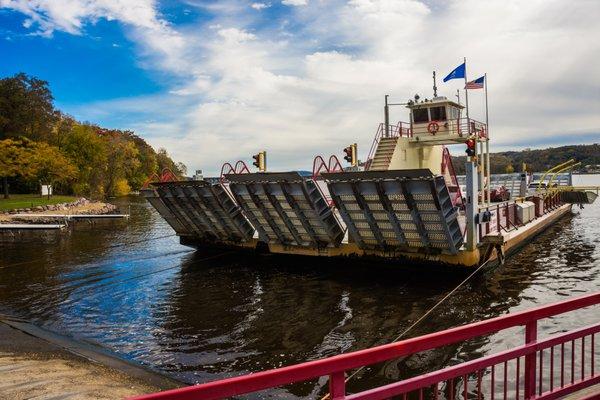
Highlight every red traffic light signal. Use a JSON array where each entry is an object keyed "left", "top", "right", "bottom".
[
  {"left": 252, "top": 151, "right": 266, "bottom": 171},
  {"left": 465, "top": 138, "right": 476, "bottom": 157},
  {"left": 343, "top": 143, "right": 357, "bottom": 166},
  {"left": 343, "top": 146, "right": 353, "bottom": 163}
]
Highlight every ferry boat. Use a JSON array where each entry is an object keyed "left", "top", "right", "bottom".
[{"left": 141, "top": 85, "right": 597, "bottom": 268}]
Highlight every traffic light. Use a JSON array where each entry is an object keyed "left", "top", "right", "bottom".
[
  {"left": 252, "top": 151, "right": 266, "bottom": 171},
  {"left": 465, "top": 138, "right": 476, "bottom": 157},
  {"left": 343, "top": 143, "right": 358, "bottom": 166}
]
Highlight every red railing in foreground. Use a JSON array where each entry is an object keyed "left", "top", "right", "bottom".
[{"left": 130, "top": 293, "right": 600, "bottom": 400}]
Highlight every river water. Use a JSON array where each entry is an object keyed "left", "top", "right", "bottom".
[{"left": 0, "top": 175, "right": 599, "bottom": 398}]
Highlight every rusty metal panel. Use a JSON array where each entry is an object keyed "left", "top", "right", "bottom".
[{"left": 323, "top": 169, "right": 463, "bottom": 254}]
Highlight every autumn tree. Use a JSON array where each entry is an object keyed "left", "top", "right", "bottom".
[
  {"left": 157, "top": 147, "right": 186, "bottom": 177},
  {"left": 0, "top": 72, "right": 185, "bottom": 198},
  {"left": 61, "top": 123, "right": 108, "bottom": 197},
  {"left": 0, "top": 138, "right": 36, "bottom": 198},
  {"left": 0, "top": 73, "right": 57, "bottom": 141},
  {"left": 105, "top": 137, "right": 140, "bottom": 197},
  {"left": 30, "top": 141, "right": 77, "bottom": 198}
]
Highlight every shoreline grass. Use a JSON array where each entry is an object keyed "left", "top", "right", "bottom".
[{"left": 0, "top": 194, "right": 76, "bottom": 212}]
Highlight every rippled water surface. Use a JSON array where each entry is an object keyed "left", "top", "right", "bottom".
[{"left": 1, "top": 175, "right": 599, "bottom": 397}]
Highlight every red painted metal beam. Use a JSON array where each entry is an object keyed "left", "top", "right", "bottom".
[{"left": 345, "top": 323, "right": 600, "bottom": 400}]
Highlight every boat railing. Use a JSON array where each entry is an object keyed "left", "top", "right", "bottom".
[
  {"left": 410, "top": 117, "right": 486, "bottom": 138},
  {"left": 141, "top": 168, "right": 179, "bottom": 189},
  {"left": 477, "top": 191, "right": 567, "bottom": 240},
  {"left": 365, "top": 121, "right": 412, "bottom": 166},
  {"left": 478, "top": 200, "right": 521, "bottom": 239},
  {"left": 129, "top": 292, "right": 600, "bottom": 400}
]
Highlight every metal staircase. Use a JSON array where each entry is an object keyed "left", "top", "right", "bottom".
[
  {"left": 441, "top": 147, "right": 464, "bottom": 209},
  {"left": 368, "top": 136, "right": 398, "bottom": 171}
]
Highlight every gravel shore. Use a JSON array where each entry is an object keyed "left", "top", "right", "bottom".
[
  {"left": 0, "top": 319, "right": 181, "bottom": 399},
  {"left": 0, "top": 198, "right": 119, "bottom": 223}
]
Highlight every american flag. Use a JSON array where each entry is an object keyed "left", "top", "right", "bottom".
[{"left": 465, "top": 75, "right": 485, "bottom": 89}]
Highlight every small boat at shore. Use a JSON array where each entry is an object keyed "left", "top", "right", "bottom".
[{"left": 142, "top": 83, "right": 597, "bottom": 268}]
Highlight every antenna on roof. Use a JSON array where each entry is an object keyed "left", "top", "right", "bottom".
[{"left": 432, "top": 71, "right": 438, "bottom": 97}]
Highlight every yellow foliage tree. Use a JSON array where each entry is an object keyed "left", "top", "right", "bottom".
[{"left": 113, "top": 179, "right": 131, "bottom": 197}]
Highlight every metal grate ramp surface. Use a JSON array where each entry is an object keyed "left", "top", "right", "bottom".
[
  {"left": 143, "top": 181, "right": 255, "bottom": 243},
  {"left": 322, "top": 169, "right": 463, "bottom": 254},
  {"left": 226, "top": 172, "right": 345, "bottom": 248}
]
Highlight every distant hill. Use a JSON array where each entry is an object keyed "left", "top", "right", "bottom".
[{"left": 451, "top": 143, "right": 600, "bottom": 174}]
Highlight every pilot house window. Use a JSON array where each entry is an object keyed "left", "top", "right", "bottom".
[
  {"left": 413, "top": 108, "right": 429, "bottom": 123},
  {"left": 430, "top": 106, "right": 447, "bottom": 121}
]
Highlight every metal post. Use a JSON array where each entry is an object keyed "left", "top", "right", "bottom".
[
  {"left": 463, "top": 57, "right": 470, "bottom": 135},
  {"left": 384, "top": 95, "right": 390, "bottom": 138},
  {"left": 329, "top": 371, "right": 345, "bottom": 399},
  {"left": 479, "top": 139, "right": 485, "bottom": 207},
  {"left": 524, "top": 321, "right": 538, "bottom": 399},
  {"left": 465, "top": 160, "right": 478, "bottom": 251},
  {"left": 432, "top": 71, "right": 438, "bottom": 97},
  {"left": 484, "top": 73, "right": 491, "bottom": 205}
]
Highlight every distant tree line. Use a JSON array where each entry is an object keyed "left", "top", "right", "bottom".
[
  {"left": 0, "top": 73, "right": 185, "bottom": 199},
  {"left": 451, "top": 144, "right": 600, "bottom": 174}
]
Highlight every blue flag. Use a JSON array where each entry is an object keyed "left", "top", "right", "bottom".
[{"left": 443, "top": 62, "right": 466, "bottom": 82}]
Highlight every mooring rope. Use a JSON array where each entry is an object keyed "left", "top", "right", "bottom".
[{"left": 319, "top": 258, "right": 493, "bottom": 400}]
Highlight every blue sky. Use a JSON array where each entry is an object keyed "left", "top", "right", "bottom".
[{"left": 1, "top": 0, "right": 599, "bottom": 175}]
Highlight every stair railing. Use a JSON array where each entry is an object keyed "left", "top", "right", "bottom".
[
  {"left": 312, "top": 155, "right": 344, "bottom": 208},
  {"left": 365, "top": 121, "right": 411, "bottom": 171},
  {"left": 441, "top": 147, "right": 464, "bottom": 209}
]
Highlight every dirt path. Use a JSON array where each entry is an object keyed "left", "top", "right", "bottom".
[{"left": 0, "top": 321, "right": 180, "bottom": 400}]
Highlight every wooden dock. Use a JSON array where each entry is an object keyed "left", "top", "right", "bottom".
[
  {"left": 0, "top": 223, "right": 66, "bottom": 230},
  {"left": 7, "top": 213, "right": 129, "bottom": 220}
]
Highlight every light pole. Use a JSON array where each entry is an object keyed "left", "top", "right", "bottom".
[{"left": 384, "top": 95, "right": 409, "bottom": 138}]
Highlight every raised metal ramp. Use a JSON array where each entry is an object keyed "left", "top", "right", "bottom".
[
  {"left": 141, "top": 188, "right": 188, "bottom": 235},
  {"left": 560, "top": 190, "right": 598, "bottom": 204},
  {"left": 141, "top": 181, "right": 255, "bottom": 243},
  {"left": 322, "top": 169, "right": 463, "bottom": 254},
  {"left": 226, "top": 172, "right": 345, "bottom": 248}
]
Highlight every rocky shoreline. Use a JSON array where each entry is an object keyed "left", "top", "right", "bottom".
[{"left": 0, "top": 198, "right": 118, "bottom": 223}]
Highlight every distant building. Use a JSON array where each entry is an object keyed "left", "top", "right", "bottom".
[{"left": 193, "top": 170, "right": 203, "bottom": 180}]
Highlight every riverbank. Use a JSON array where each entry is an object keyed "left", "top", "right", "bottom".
[
  {"left": 0, "top": 318, "right": 181, "bottom": 400},
  {"left": 0, "top": 194, "right": 76, "bottom": 212},
  {"left": 0, "top": 197, "right": 118, "bottom": 223}
]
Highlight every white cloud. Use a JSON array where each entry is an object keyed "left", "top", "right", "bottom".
[
  {"left": 282, "top": 0, "right": 307, "bottom": 6},
  {"left": 0, "top": 0, "right": 187, "bottom": 73},
  {"left": 251, "top": 2, "right": 270, "bottom": 10},
  {"left": 217, "top": 27, "right": 256, "bottom": 43},
  {"left": 3, "top": 0, "right": 600, "bottom": 175}
]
